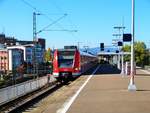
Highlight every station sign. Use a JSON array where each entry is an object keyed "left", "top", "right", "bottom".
[{"left": 123, "top": 34, "right": 132, "bottom": 42}]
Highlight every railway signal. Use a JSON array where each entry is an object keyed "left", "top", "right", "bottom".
[
  {"left": 118, "top": 41, "right": 123, "bottom": 46},
  {"left": 100, "top": 43, "right": 104, "bottom": 51}
]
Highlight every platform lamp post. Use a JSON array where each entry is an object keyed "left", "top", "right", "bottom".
[{"left": 128, "top": 0, "right": 137, "bottom": 91}]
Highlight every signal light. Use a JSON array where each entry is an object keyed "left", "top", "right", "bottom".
[
  {"left": 100, "top": 43, "right": 104, "bottom": 51},
  {"left": 116, "top": 50, "right": 119, "bottom": 53},
  {"left": 118, "top": 41, "right": 123, "bottom": 46}
]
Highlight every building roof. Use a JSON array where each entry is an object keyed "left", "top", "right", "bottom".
[
  {"left": 0, "top": 49, "right": 7, "bottom": 51},
  {"left": 98, "top": 51, "right": 131, "bottom": 55},
  {"left": 80, "top": 50, "right": 97, "bottom": 57}
]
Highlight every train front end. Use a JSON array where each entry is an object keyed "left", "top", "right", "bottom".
[{"left": 53, "top": 46, "right": 80, "bottom": 81}]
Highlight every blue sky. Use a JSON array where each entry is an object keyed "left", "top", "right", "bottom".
[{"left": 0, "top": 0, "right": 150, "bottom": 49}]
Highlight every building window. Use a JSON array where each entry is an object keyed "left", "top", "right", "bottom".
[{"left": 4, "top": 56, "right": 7, "bottom": 60}]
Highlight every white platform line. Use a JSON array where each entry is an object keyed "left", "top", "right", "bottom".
[{"left": 56, "top": 65, "right": 100, "bottom": 113}]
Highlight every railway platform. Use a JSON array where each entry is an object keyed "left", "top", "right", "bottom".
[
  {"left": 20, "top": 66, "right": 150, "bottom": 113},
  {"left": 58, "top": 68, "right": 150, "bottom": 113}
]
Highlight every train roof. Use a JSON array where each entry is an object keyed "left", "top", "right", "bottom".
[
  {"left": 57, "top": 48, "right": 76, "bottom": 52},
  {"left": 56, "top": 48, "right": 97, "bottom": 57}
]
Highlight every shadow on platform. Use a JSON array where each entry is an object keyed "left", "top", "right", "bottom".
[
  {"left": 136, "top": 74, "right": 150, "bottom": 76},
  {"left": 94, "top": 64, "right": 121, "bottom": 75},
  {"left": 83, "top": 64, "right": 121, "bottom": 75},
  {"left": 136, "top": 89, "right": 150, "bottom": 92}
]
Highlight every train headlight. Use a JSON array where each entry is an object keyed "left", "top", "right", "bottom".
[{"left": 75, "top": 68, "right": 78, "bottom": 71}]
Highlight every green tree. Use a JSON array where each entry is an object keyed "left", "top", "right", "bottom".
[
  {"left": 144, "top": 49, "right": 150, "bottom": 66},
  {"left": 134, "top": 42, "right": 146, "bottom": 66},
  {"left": 122, "top": 44, "right": 131, "bottom": 62},
  {"left": 122, "top": 41, "right": 147, "bottom": 67},
  {"left": 45, "top": 48, "right": 52, "bottom": 62}
]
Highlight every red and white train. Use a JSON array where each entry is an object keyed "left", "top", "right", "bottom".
[{"left": 53, "top": 46, "right": 98, "bottom": 81}]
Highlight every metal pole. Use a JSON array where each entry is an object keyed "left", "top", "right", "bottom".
[
  {"left": 33, "top": 12, "right": 36, "bottom": 41},
  {"left": 121, "top": 53, "right": 124, "bottom": 74},
  {"left": 33, "top": 12, "right": 36, "bottom": 75},
  {"left": 78, "top": 42, "right": 80, "bottom": 50},
  {"left": 77, "top": 42, "right": 82, "bottom": 50},
  {"left": 121, "top": 20, "right": 125, "bottom": 75},
  {"left": 118, "top": 29, "right": 121, "bottom": 69},
  {"left": 128, "top": 0, "right": 137, "bottom": 91},
  {"left": 118, "top": 48, "right": 121, "bottom": 69}
]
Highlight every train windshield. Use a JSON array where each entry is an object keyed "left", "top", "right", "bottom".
[{"left": 58, "top": 50, "right": 75, "bottom": 68}]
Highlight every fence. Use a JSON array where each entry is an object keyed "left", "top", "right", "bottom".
[{"left": 0, "top": 75, "right": 52, "bottom": 106}]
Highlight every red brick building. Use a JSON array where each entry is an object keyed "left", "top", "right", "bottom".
[{"left": 0, "top": 49, "right": 9, "bottom": 73}]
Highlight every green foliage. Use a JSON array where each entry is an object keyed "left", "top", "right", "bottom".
[
  {"left": 45, "top": 48, "right": 52, "bottom": 62},
  {"left": 144, "top": 49, "right": 150, "bottom": 66},
  {"left": 122, "top": 44, "right": 131, "bottom": 62},
  {"left": 122, "top": 41, "right": 148, "bottom": 67}
]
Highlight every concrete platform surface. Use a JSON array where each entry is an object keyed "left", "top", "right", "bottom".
[{"left": 67, "top": 74, "right": 150, "bottom": 113}]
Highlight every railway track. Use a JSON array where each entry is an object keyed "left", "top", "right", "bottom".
[
  {"left": 0, "top": 80, "right": 59, "bottom": 113},
  {"left": 0, "top": 77, "right": 81, "bottom": 113},
  {"left": 0, "top": 65, "right": 98, "bottom": 113}
]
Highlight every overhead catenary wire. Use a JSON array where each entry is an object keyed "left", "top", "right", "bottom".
[
  {"left": 41, "top": 14, "right": 67, "bottom": 30},
  {"left": 43, "top": 29, "right": 77, "bottom": 32},
  {"left": 21, "top": 0, "right": 79, "bottom": 45},
  {"left": 49, "top": 0, "right": 79, "bottom": 39},
  {"left": 21, "top": 0, "right": 39, "bottom": 12},
  {"left": 21, "top": 0, "right": 68, "bottom": 33},
  {"left": 36, "top": 14, "right": 68, "bottom": 34}
]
